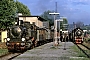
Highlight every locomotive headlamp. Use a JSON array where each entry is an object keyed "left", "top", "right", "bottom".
[
  {"left": 22, "top": 38, "right": 25, "bottom": 41},
  {"left": 6, "top": 42, "right": 11, "bottom": 46},
  {"left": 7, "top": 38, "right": 10, "bottom": 41},
  {"left": 6, "top": 42, "right": 10, "bottom": 45},
  {"left": 78, "top": 31, "right": 80, "bottom": 34},
  {"left": 21, "top": 43, "right": 25, "bottom": 45}
]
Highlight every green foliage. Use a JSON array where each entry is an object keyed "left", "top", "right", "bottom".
[
  {"left": 63, "top": 18, "right": 68, "bottom": 24},
  {"left": 0, "top": 0, "right": 31, "bottom": 29},
  {"left": 82, "top": 25, "right": 90, "bottom": 30},
  {"left": 16, "top": 1, "right": 31, "bottom": 16},
  {"left": 40, "top": 10, "right": 54, "bottom": 26},
  {"left": 60, "top": 18, "right": 68, "bottom": 31},
  {"left": 60, "top": 21, "right": 63, "bottom": 29},
  {"left": 70, "top": 45, "right": 87, "bottom": 57},
  {"left": 40, "top": 10, "right": 68, "bottom": 30},
  {"left": 76, "top": 21, "right": 84, "bottom": 28},
  {"left": 0, "top": 49, "right": 8, "bottom": 56},
  {"left": 0, "top": 0, "right": 16, "bottom": 29}
]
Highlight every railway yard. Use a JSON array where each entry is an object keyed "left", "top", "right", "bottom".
[
  {"left": 0, "top": 17, "right": 90, "bottom": 60},
  {"left": 1, "top": 0, "right": 90, "bottom": 60},
  {"left": 0, "top": 41, "right": 89, "bottom": 60}
]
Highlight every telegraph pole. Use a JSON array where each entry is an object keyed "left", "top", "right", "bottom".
[
  {"left": 49, "top": 2, "right": 60, "bottom": 46},
  {"left": 49, "top": 12, "right": 59, "bottom": 46},
  {"left": 55, "top": 2, "right": 57, "bottom": 13}
]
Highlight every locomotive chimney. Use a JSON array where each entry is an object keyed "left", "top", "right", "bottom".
[
  {"left": 15, "top": 18, "right": 19, "bottom": 25},
  {"left": 15, "top": 13, "right": 22, "bottom": 25}
]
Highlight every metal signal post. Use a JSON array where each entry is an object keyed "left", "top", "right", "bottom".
[{"left": 49, "top": 12, "right": 60, "bottom": 46}]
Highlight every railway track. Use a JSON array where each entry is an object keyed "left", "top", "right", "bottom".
[
  {"left": 0, "top": 41, "right": 50, "bottom": 60},
  {"left": 0, "top": 52, "right": 22, "bottom": 60},
  {"left": 76, "top": 44, "right": 90, "bottom": 58},
  {"left": 0, "top": 40, "right": 52, "bottom": 60},
  {"left": 81, "top": 44, "right": 90, "bottom": 50}
]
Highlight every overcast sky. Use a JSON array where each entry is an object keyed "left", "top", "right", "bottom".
[{"left": 18, "top": 0, "right": 90, "bottom": 25}]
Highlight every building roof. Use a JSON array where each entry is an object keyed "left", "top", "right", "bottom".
[{"left": 19, "top": 16, "right": 47, "bottom": 21}]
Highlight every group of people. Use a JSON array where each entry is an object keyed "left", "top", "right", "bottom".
[
  {"left": 30, "top": 33, "right": 69, "bottom": 47},
  {"left": 54, "top": 33, "right": 69, "bottom": 46},
  {"left": 60, "top": 34, "right": 69, "bottom": 42}
]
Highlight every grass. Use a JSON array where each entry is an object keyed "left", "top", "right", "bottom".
[
  {"left": 50, "top": 46, "right": 57, "bottom": 49},
  {"left": 70, "top": 58, "right": 89, "bottom": 60},
  {"left": 0, "top": 49, "right": 8, "bottom": 56},
  {"left": 70, "top": 45, "right": 87, "bottom": 57},
  {"left": 83, "top": 42, "right": 90, "bottom": 48},
  {"left": 70, "top": 45, "right": 90, "bottom": 60}
]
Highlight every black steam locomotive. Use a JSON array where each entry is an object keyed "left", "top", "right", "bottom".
[
  {"left": 6, "top": 20, "right": 37, "bottom": 52},
  {"left": 69, "top": 27, "right": 83, "bottom": 44},
  {"left": 6, "top": 18, "right": 54, "bottom": 52}
]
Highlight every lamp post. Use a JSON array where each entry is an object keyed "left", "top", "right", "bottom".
[{"left": 49, "top": 12, "right": 59, "bottom": 46}]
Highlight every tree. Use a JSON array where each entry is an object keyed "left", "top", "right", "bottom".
[
  {"left": 76, "top": 21, "right": 84, "bottom": 28},
  {"left": 0, "top": 0, "right": 31, "bottom": 29},
  {"left": 16, "top": 1, "right": 31, "bottom": 16},
  {"left": 60, "top": 18, "right": 68, "bottom": 31},
  {"left": 40, "top": 10, "right": 59, "bottom": 26},
  {"left": 0, "top": 0, "right": 16, "bottom": 29},
  {"left": 63, "top": 18, "right": 68, "bottom": 24},
  {"left": 60, "top": 21, "right": 63, "bottom": 29},
  {"left": 40, "top": 10, "right": 68, "bottom": 31}
]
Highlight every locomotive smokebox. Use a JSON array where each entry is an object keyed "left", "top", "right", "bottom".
[
  {"left": 11, "top": 26, "right": 21, "bottom": 37},
  {"left": 75, "top": 29, "right": 83, "bottom": 36},
  {"left": 15, "top": 18, "right": 19, "bottom": 25}
]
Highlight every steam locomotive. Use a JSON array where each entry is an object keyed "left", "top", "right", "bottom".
[
  {"left": 69, "top": 27, "right": 83, "bottom": 44},
  {"left": 6, "top": 19, "right": 53, "bottom": 52},
  {"left": 6, "top": 20, "right": 37, "bottom": 52}
]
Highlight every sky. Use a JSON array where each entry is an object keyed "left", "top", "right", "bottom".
[{"left": 18, "top": 0, "right": 90, "bottom": 25}]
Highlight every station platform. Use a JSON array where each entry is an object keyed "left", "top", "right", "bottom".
[{"left": 12, "top": 42, "right": 86, "bottom": 60}]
